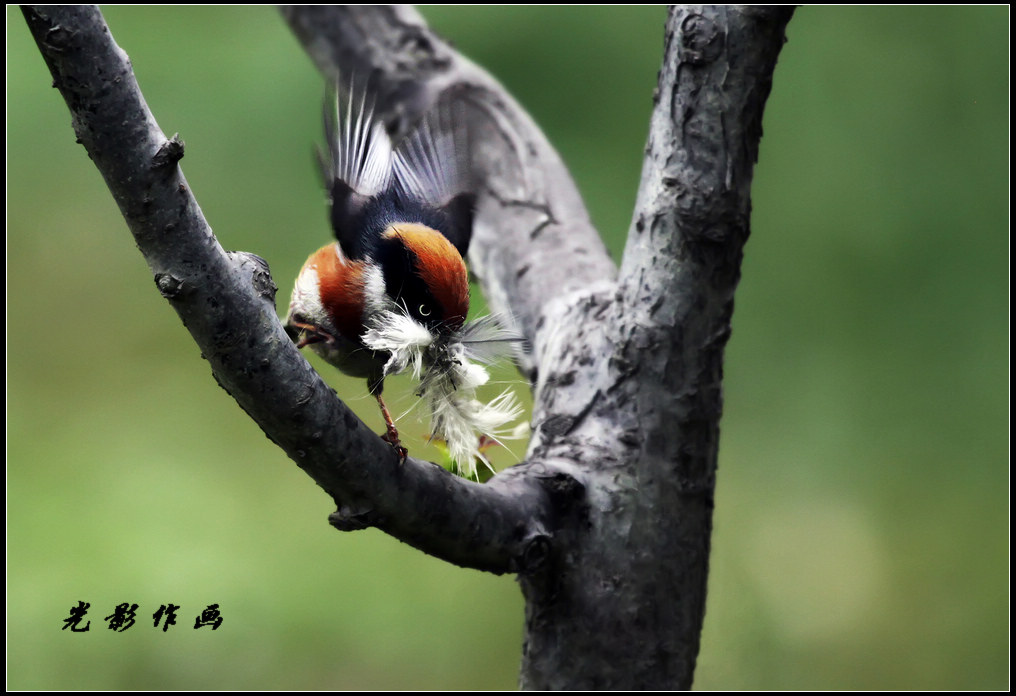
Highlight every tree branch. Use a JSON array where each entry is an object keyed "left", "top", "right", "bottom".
[
  {"left": 25, "top": 4, "right": 793, "bottom": 688},
  {"left": 21, "top": 4, "right": 553, "bottom": 575},
  {"left": 616, "top": 4, "right": 794, "bottom": 490}
]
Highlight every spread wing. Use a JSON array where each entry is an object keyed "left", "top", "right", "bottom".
[
  {"left": 392, "top": 90, "right": 476, "bottom": 258},
  {"left": 321, "top": 77, "right": 394, "bottom": 260},
  {"left": 320, "top": 80, "right": 476, "bottom": 260}
]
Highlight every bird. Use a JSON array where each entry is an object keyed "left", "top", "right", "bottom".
[{"left": 284, "top": 78, "right": 522, "bottom": 480}]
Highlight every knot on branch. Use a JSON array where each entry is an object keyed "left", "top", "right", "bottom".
[
  {"left": 154, "top": 272, "right": 184, "bottom": 299},
  {"left": 543, "top": 470, "right": 586, "bottom": 508},
  {"left": 328, "top": 502, "right": 377, "bottom": 532},
  {"left": 512, "top": 532, "right": 552, "bottom": 574},
  {"left": 229, "top": 251, "right": 278, "bottom": 305},
  {"left": 679, "top": 13, "right": 724, "bottom": 65},
  {"left": 44, "top": 23, "right": 77, "bottom": 53},
  {"left": 529, "top": 466, "right": 589, "bottom": 531},
  {"left": 151, "top": 134, "right": 185, "bottom": 170}
]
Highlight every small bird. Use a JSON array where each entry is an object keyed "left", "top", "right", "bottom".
[{"left": 285, "top": 78, "right": 521, "bottom": 479}]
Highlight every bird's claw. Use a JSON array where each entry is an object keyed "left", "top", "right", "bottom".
[{"left": 381, "top": 430, "right": 408, "bottom": 462}]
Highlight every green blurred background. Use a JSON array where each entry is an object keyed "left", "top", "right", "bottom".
[{"left": 6, "top": 6, "right": 1008, "bottom": 690}]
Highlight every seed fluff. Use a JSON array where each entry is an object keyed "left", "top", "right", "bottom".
[{"left": 362, "top": 305, "right": 523, "bottom": 480}]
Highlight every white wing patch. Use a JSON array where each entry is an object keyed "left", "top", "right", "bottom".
[
  {"left": 330, "top": 78, "right": 467, "bottom": 206},
  {"left": 392, "top": 94, "right": 469, "bottom": 207},
  {"left": 330, "top": 75, "right": 394, "bottom": 196}
]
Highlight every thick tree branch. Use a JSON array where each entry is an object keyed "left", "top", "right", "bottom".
[
  {"left": 517, "top": 7, "right": 795, "bottom": 689},
  {"left": 21, "top": 4, "right": 552, "bottom": 575},
  {"left": 616, "top": 4, "right": 794, "bottom": 492}
]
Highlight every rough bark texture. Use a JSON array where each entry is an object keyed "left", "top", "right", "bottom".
[
  {"left": 21, "top": 4, "right": 552, "bottom": 575},
  {"left": 25, "top": 4, "right": 793, "bottom": 689},
  {"left": 521, "top": 7, "right": 795, "bottom": 688}
]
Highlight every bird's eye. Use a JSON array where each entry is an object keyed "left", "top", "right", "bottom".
[{"left": 418, "top": 304, "right": 432, "bottom": 317}]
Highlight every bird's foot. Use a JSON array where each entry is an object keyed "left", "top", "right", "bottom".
[
  {"left": 376, "top": 393, "right": 407, "bottom": 462},
  {"left": 381, "top": 429, "right": 408, "bottom": 462}
]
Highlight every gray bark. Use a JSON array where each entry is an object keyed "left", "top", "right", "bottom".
[{"left": 24, "top": 4, "right": 793, "bottom": 689}]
